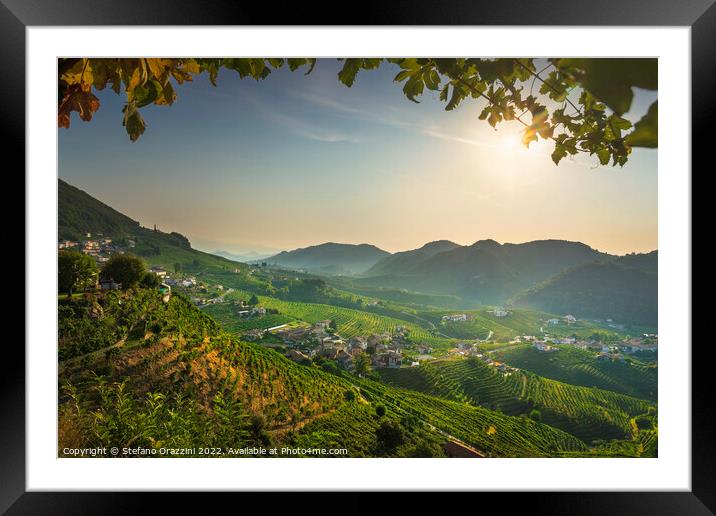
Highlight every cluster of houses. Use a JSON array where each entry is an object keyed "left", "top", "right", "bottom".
[
  {"left": 266, "top": 321, "right": 418, "bottom": 370},
  {"left": 442, "top": 313, "right": 470, "bottom": 323},
  {"left": 59, "top": 232, "right": 135, "bottom": 264},
  {"left": 489, "top": 308, "right": 510, "bottom": 317},
  {"left": 468, "top": 351, "right": 519, "bottom": 376},
  {"left": 522, "top": 332, "right": 658, "bottom": 361},
  {"left": 545, "top": 314, "right": 578, "bottom": 326},
  {"left": 237, "top": 306, "right": 267, "bottom": 318}
]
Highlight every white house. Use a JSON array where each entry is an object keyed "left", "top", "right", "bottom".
[{"left": 149, "top": 266, "right": 167, "bottom": 278}]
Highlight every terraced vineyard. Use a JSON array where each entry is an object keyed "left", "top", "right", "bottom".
[
  {"left": 60, "top": 287, "right": 652, "bottom": 457},
  {"left": 254, "top": 297, "right": 450, "bottom": 346},
  {"left": 353, "top": 377, "right": 588, "bottom": 457},
  {"left": 378, "top": 357, "right": 655, "bottom": 444},
  {"left": 202, "top": 304, "right": 295, "bottom": 333},
  {"left": 420, "top": 307, "right": 627, "bottom": 342},
  {"left": 490, "top": 345, "right": 657, "bottom": 400}
]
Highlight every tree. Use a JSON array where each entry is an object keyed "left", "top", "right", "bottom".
[
  {"left": 329, "top": 319, "right": 337, "bottom": 331},
  {"left": 58, "top": 58, "right": 656, "bottom": 167},
  {"left": 58, "top": 251, "right": 98, "bottom": 295},
  {"left": 353, "top": 352, "right": 372, "bottom": 377},
  {"left": 375, "top": 404, "right": 386, "bottom": 418},
  {"left": 529, "top": 408, "right": 542, "bottom": 422},
  {"left": 101, "top": 254, "right": 145, "bottom": 288},
  {"left": 407, "top": 441, "right": 442, "bottom": 458},
  {"left": 174, "top": 262, "right": 182, "bottom": 274},
  {"left": 375, "top": 420, "right": 405, "bottom": 453},
  {"left": 140, "top": 272, "right": 161, "bottom": 288},
  {"left": 248, "top": 294, "right": 259, "bottom": 306}
]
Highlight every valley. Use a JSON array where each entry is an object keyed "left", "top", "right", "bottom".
[{"left": 57, "top": 179, "right": 658, "bottom": 458}]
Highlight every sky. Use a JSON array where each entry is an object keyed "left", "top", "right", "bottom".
[{"left": 58, "top": 59, "right": 658, "bottom": 256}]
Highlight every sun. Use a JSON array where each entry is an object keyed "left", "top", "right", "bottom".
[{"left": 497, "top": 132, "right": 521, "bottom": 151}]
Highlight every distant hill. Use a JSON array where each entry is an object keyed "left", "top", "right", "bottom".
[
  {"left": 616, "top": 250, "right": 658, "bottom": 274},
  {"left": 511, "top": 252, "right": 658, "bottom": 327},
  {"left": 58, "top": 179, "right": 241, "bottom": 271},
  {"left": 59, "top": 179, "right": 141, "bottom": 240},
  {"left": 266, "top": 242, "right": 390, "bottom": 275},
  {"left": 210, "top": 249, "right": 274, "bottom": 264},
  {"left": 365, "top": 240, "right": 460, "bottom": 276},
  {"left": 358, "top": 239, "right": 608, "bottom": 304}
]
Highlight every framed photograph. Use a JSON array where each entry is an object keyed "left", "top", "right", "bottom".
[{"left": 11, "top": 0, "right": 708, "bottom": 512}]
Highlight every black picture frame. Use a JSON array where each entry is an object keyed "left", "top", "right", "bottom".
[{"left": 8, "top": 0, "right": 707, "bottom": 513}]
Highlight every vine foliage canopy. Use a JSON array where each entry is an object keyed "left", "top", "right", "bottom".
[{"left": 58, "top": 57, "right": 657, "bottom": 167}]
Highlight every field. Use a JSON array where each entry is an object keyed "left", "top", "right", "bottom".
[
  {"left": 490, "top": 344, "right": 657, "bottom": 400},
  {"left": 419, "top": 307, "right": 627, "bottom": 342},
  {"left": 234, "top": 296, "right": 452, "bottom": 347},
  {"left": 377, "top": 357, "right": 654, "bottom": 445},
  {"left": 202, "top": 304, "right": 295, "bottom": 333}
]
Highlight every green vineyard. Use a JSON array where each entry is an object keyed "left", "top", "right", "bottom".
[
  {"left": 378, "top": 357, "right": 654, "bottom": 444},
  {"left": 420, "top": 307, "right": 627, "bottom": 342},
  {"left": 254, "top": 297, "right": 450, "bottom": 346},
  {"left": 58, "top": 287, "right": 658, "bottom": 458},
  {"left": 490, "top": 345, "right": 657, "bottom": 400},
  {"left": 352, "top": 376, "right": 588, "bottom": 457}
]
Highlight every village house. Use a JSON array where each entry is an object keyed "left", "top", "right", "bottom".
[
  {"left": 597, "top": 351, "right": 624, "bottom": 362},
  {"left": 336, "top": 350, "right": 354, "bottom": 370},
  {"left": 314, "top": 320, "right": 332, "bottom": 331},
  {"left": 285, "top": 349, "right": 311, "bottom": 364},
  {"left": 276, "top": 327, "right": 310, "bottom": 345},
  {"left": 58, "top": 240, "right": 78, "bottom": 249},
  {"left": 493, "top": 308, "right": 509, "bottom": 317},
  {"left": 442, "top": 313, "right": 468, "bottom": 323},
  {"left": 149, "top": 266, "right": 167, "bottom": 278},
  {"left": 546, "top": 318, "right": 560, "bottom": 326},
  {"left": 348, "top": 336, "right": 368, "bottom": 351},
  {"left": 619, "top": 337, "right": 658, "bottom": 354},
  {"left": 556, "top": 337, "right": 576, "bottom": 345},
  {"left": 533, "top": 340, "right": 556, "bottom": 352},
  {"left": 415, "top": 344, "right": 433, "bottom": 355},
  {"left": 243, "top": 329, "right": 266, "bottom": 341},
  {"left": 99, "top": 278, "right": 121, "bottom": 290},
  {"left": 180, "top": 277, "right": 197, "bottom": 288},
  {"left": 573, "top": 340, "right": 590, "bottom": 350},
  {"left": 82, "top": 241, "right": 100, "bottom": 257},
  {"left": 564, "top": 314, "right": 577, "bottom": 324},
  {"left": 372, "top": 350, "right": 402, "bottom": 369},
  {"left": 374, "top": 342, "right": 389, "bottom": 354}
]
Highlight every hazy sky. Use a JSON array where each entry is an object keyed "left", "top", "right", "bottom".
[{"left": 59, "top": 59, "right": 658, "bottom": 256}]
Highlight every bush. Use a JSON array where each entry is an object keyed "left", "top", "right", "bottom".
[
  {"left": 375, "top": 420, "right": 405, "bottom": 453},
  {"left": 375, "top": 404, "right": 386, "bottom": 418},
  {"left": 101, "top": 254, "right": 146, "bottom": 288},
  {"left": 140, "top": 272, "right": 161, "bottom": 288}
]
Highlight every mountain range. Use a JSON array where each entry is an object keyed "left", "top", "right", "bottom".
[
  {"left": 266, "top": 239, "right": 657, "bottom": 326},
  {"left": 266, "top": 243, "right": 390, "bottom": 275},
  {"left": 59, "top": 179, "right": 657, "bottom": 327}
]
